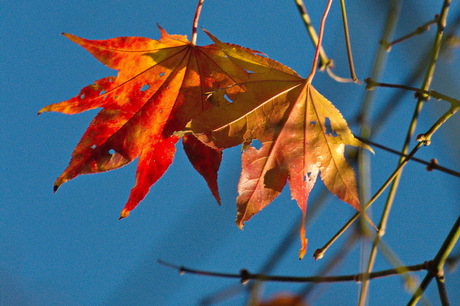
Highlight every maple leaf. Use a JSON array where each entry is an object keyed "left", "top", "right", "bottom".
[
  {"left": 39, "top": 26, "right": 260, "bottom": 217},
  {"left": 185, "top": 34, "right": 373, "bottom": 259}
]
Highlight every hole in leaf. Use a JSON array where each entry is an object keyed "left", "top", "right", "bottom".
[
  {"left": 251, "top": 139, "right": 263, "bottom": 150},
  {"left": 99, "top": 90, "right": 107, "bottom": 95},
  {"left": 310, "top": 121, "right": 317, "bottom": 125},
  {"left": 325, "top": 118, "right": 337, "bottom": 136},
  {"left": 159, "top": 72, "right": 165, "bottom": 77},
  {"left": 223, "top": 94, "right": 233, "bottom": 103},
  {"left": 109, "top": 149, "right": 116, "bottom": 155},
  {"left": 91, "top": 144, "right": 96, "bottom": 149},
  {"left": 140, "top": 84, "right": 150, "bottom": 92},
  {"left": 80, "top": 94, "right": 85, "bottom": 99}
]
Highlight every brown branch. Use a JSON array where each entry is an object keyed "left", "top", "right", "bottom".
[
  {"left": 158, "top": 259, "right": 431, "bottom": 284},
  {"left": 355, "top": 136, "right": 460, "bottom": 178}
]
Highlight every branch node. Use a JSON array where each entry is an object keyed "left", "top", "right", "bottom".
[
  {"left": 313, "top": 249, "right": 325, "bottom": 260},
  {"left": 364, "top": 78, "right": 376, "bottom": 91},
  {"left": 414, "top": 91, "right": 430, "bottom": 101},
  {"left": 426, "top": 158, "right": 438, "bottom": 171},
  {"left": 239, "top": 269, "right": 250, "bottom": 285},
  {"left": 379, "top": 39, "right": 391, "bottom": 52},
  {"left": 416, "top": 134, "right": 431, "bottom": 146}
]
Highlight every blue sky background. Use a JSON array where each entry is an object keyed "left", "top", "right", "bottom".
[{"left": 1, "top": 1, "right": 459, "bottom": 305}]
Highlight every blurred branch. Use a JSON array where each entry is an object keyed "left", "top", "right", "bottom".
[
  {"left": 315, "top": 103, "right": 459, "bottom": 260},
  {"left": 200, "top": 189, "right": 331, "bottom": 305},
  {"left": 355, "top": 7, "right": 402, "bottom": 298},
  {"left": 359, "top": 0, "right": 454, "bottom": 304},
  {"left": 363, "top": 11, "right": 460, "bottom": 133},
  {"left": 294, "top": 0, "right": 332, "bottom": 70},
  {"left": 382, "top": 18, "right": 438, "bottom": 51}
]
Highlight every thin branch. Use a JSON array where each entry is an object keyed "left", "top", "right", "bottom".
[
  {"left": 299, "top": 233, "right": 359, "bottom": 299},
  {"left": 408, "top": 217, "right": 460, "bottom": 305},
  {"left": 382, "top": 18, "right": 438, "bottom": 51},
  {"left": 355, "top": 4, "right": 402, "bottom": 281},
  {"left": 435, "top": 274, "right": 450, "bottom": 306},
  {"left": 158, "top": 259, "right": 431, "bottom": 284},
  {"left": 339, "top": 0, "right": 358, "bottom": 81},
  {"left": 200, "top": 189, "right": 331, "bottom": 305},
  {"left": 306, "top": 0, "right": 333, "bottom": 83},
  {"left": 326, "top": 67, "right": 360, "bottom": 83},
  {"left": 365, "top": 78, "right": 460, "bottom": 107},
  {"left": 191, "top": 0, "right": 205, "bottom": 45},
  {"left": 355, "top": 136, "right": 460, "bottom": 178},
  {"left": 359, "top": 1, "right": 453, "bottom": 304},
  {"left": 314, "top": 104, "right": 459, "bottom": 260}
]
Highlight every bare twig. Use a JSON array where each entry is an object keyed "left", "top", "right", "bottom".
[
  {"left": 339, "top": 0, "right": 358, "bottom": 81},
  {"left": 383, "top": 18, "right": 438, "bottom": 51},
  {"left": 359, "top": 0, "right": 453, "bottom": 304},
  {"left": 158, "top": 259, "right": 431, "bottom": 284},
  {"left": 294, "top": 0, "right": 332, "bottom": 70},
  {"left": 365, "top": 78, "right": 460, "bottom": 107},
  {"left": 356, "top": 136, "right": 460, "bottom": 178},
  {"left": 408, "top": 217, "right": 460, "bottom": 305},
  {"left": 315, "top": 103, "right": 459, "bottom": 260}
]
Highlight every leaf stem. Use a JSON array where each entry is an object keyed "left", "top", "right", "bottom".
[
  {"left": 306, "top": 0, "right": 333, "bottom": 83},
  {"left": 191, "top": 0, "right": 205, "bottom": 45}
]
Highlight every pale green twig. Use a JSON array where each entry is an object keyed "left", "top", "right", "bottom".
[{"left": 358, "top": 1, "right": 453, "bottom": 304}]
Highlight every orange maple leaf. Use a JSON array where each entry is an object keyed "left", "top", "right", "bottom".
[
  {"left": 185, "top": 34, "right": 373, "bottom": 259},
  {"left": 39, "top": 26, "right": 259, "bottom": 218}
]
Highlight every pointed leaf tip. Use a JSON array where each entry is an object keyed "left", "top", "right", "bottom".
[
  {"left": 119, "top": 209, "right": 130, "bottom": 220},
  {"left": 53, "top": 185, "right": 59, "bottom": 193},
  {"left": 298, "top": 238, "right": 308, "bottom": 260}
]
